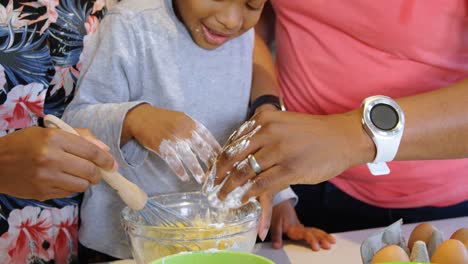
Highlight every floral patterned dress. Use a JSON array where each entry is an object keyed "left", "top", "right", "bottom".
[{"left": 0, "top": 0, "right": 106, "bottom": 263}]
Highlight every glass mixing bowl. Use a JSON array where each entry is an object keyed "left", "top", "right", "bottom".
[{"left": 121, "top": 191, "right": 261, "bottom": 264}]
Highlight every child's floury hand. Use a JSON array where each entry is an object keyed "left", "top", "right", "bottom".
[{"left": 123, "top": 104, "right": 221, "bottom": 183}]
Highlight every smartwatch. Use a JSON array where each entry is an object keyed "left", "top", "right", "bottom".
[
  {"left": 248, "top": 95, "right": 286, "bottom": 118},
  {"left": 361, "top": 95, "right": 405, "bottom": 176}
]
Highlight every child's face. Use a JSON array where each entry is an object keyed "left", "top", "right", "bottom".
[{"left": 174, "top": 0, "right": 266, "bottom": 50}]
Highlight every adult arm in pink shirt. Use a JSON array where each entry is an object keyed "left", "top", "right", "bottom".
[
  {"left": 218, "top": 79, "right": 468, "bottom": 187},
  {"left": 215, "top": 0, "right": 468, "bottom": 240}
]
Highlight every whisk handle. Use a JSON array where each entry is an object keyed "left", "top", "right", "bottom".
[
  {"left": 43, "top": 115, "right": 148, "bottom": 210},
  {"left": 100, "top": 170, "right": 148, "bottom": 210}
]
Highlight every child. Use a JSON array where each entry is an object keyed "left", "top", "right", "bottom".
[{"left": 63, "top": 0, "right": 329, "bottom": 260}]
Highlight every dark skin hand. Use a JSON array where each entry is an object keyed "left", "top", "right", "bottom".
[
  {"left": 0, "top": 126, "right": 117, "bottom": 201},
  {"left": 214, "top": 79, "right": 468, "bottom": 204},
  {"left": 215, "top": 109, "right": 372, "bottom": 200}
]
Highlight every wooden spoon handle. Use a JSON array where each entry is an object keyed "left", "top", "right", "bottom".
[{"left": 43, "top": 115, "right": 148, "bottom": 210}]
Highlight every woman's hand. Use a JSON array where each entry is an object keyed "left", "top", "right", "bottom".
[
  {"left": 0, "top": 126, "right": 117, "bottom": 200},
  {"left": 123, "top": 104, "right": 221, "bottom": 183},
  {"left": 271, "top": 200, "right": 336, "bottom": 251},
  {"left": 214, "top": 110, "right": 374, "bottom": 202}
]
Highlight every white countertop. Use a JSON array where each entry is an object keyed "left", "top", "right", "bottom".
[
  {"left": 108, "top": 216, "right": 467, "bottom": 264},
  {"left": 254, "top": 216, "right": 467, "bottom": 263}
]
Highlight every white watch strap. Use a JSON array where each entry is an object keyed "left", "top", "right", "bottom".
[
  {"left": 373, "top": 134, "right": 403, "bottom": 163},
  {"left": 367, "top": 162, "right": 390, "bottom": 176},
  {"left": 367, "top": 131, "right": 403, "bottom": 176}
]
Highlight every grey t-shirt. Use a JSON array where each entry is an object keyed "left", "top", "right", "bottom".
[{"left": 63, "top": 0, "right": 296, "bottom": 258}]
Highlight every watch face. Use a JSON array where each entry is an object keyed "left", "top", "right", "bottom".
[{"left": 370, "top": 103, "right": 399, "bottom": 131}]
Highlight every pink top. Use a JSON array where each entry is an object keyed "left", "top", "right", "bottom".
[{"left": 272, "top": 0, "right": 468, "bottom": 208}]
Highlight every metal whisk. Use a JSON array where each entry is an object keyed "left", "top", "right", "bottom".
[{"left": 44, "top": 115, "right": 193, "bottom": 228}]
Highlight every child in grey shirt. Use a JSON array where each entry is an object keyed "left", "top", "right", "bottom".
[{"left": 63, "top": 0, "right": 300, "bottom": 259}]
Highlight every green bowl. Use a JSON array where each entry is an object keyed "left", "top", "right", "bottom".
[{"left": 151, "top": 251, "right": 274, "bottom": 264}]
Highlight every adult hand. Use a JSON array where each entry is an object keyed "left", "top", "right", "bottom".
[
  {"left": 257, "top": 192, "right": 274, "bottom": 242},
  {"left": 123, "top": 104, "right": 221, "bottom": 183},
  {"left": 0, "top": 126, "right": 117, "bottom": 200},
  {"left": 270, "top": 199, "right": 336, "bottom": 251},
  {"left": 215, "top": 110, "right": 374, "bottom": 202}
]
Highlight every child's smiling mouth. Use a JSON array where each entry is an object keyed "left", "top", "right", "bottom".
[{"left": 201, "top": 23, "right": 232, "bottom": 46}]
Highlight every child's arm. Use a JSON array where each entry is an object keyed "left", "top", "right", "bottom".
[
  {"left": 63, "top": 13, "right": 220, "bottom": 183},
  {"left": 63, "top": 13, "right": 148, "bottom": 169},
  {"left": 250, "top": 32, "right": 280, "bottom": 111}
]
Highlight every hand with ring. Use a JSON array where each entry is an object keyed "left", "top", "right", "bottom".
[
  {"left": 247, "top": 154, "right": 262, "bottom": 175},
  {"left": 214, "top": 109, "right": 375, "bottom": 204}
]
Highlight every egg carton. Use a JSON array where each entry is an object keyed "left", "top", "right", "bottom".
[{"left": 360, "top": 219, "right": 444, "bottom": 264}]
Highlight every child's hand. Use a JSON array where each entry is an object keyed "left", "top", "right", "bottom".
[
  {"left": 123, "top": 104, "right": 221, "bottom": 183},
  {"left": 271, "top": 199, "right": 336, "bottom": 251}
]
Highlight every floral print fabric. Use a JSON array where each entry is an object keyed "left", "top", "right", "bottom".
[{"left": 0, "top": 0, "right": 106, "bottom": 263}]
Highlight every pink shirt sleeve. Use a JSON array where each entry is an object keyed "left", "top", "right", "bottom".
[{"left": 271, "top": 0, "right": 468, "bottom": 208}]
